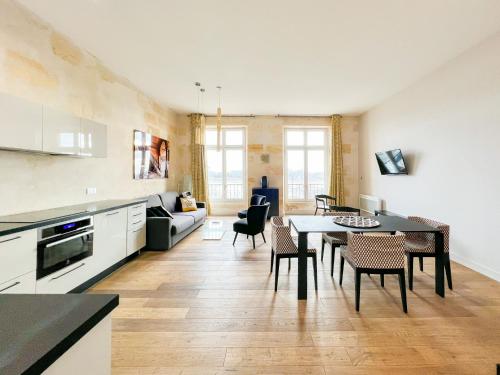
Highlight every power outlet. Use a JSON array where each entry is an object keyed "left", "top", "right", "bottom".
[{"left": 86, "top": 187, "right": 97, "bottom": 195}]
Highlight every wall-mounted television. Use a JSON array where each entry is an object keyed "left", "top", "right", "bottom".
[{"left": 375, "top": 149, "right": 408, "bottom": 175}]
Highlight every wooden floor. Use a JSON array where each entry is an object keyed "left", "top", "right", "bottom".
[{"left": 90, "top": 217, "right": 500, "bottom": 374}]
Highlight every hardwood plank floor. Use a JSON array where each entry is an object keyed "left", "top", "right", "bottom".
[{"left": 89, "top": 217, "right": 500, "bottom": 374}]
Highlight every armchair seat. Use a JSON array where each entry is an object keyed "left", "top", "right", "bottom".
[{"left": 233, "top": 203, "right": 270, "bottom": 249}]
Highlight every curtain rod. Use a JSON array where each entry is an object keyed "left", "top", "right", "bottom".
[{"left": 189, "top": 114, "right": 338, "bottom": 118}]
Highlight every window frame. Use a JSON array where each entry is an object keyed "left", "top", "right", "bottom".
[
  {"left": 205, "top": 126, "right": 247, "bottom": 202},
  {"left": 283, "top": 127, "right": 330, "bottom": 202}
]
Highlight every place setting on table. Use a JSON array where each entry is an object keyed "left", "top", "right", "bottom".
[{"left": 287, "top": 213, "right": 446, "bottom": 301}]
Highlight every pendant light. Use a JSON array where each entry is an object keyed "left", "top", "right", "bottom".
[{"left": 216, "top": 86, "right": 222, "bottom": 151}]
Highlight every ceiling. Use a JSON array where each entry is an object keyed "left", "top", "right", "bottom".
[{"left": 18, "top": 0, "right": 500, "bottom": 115}]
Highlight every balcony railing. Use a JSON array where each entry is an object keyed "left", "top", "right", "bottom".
[
  {"left": 209, "top": 183, "right": 243, "bottom": 200},
  {"left": 288, "top": 183, "right": 325, "bottom": 200}
]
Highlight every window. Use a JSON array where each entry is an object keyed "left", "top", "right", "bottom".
[
  {"left": 206, "top": 127, "right": 246, "bottom": 201},
  {"left": 284, "top": 128, "right": 329, "bottom": 201}
]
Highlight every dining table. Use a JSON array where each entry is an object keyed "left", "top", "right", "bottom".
[{"left": 288, "top": 215, "right": 445, "bottom": 300}]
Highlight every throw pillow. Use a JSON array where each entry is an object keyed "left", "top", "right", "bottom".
[{"left": 180, "top": 197, "right": 198, "bottom": 212}]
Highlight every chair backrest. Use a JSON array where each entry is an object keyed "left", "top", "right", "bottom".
[
  {"left": 407, "top": 216, "right": 450, "bottom": 252},
  {"left": 347, "top": 231, "right": 405, "bottom": 269},
  {"left": 323, "top": 211, "right": 359, "bottom": 217},
  {"left": 250, "top": 194, "right": 266, "bottom": 206},
  {"left": 247, "top": 202, "right": 270, "bottom": 233},
  {"left": 315, "top": 194, "right": 336, "bottom": 209},
  {"left": 271, "top": 216, "right": 296, "bottom": 254}
]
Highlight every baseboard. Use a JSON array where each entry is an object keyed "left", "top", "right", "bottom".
[{"left": 451, "top": 252, "right": 500, "bottom": 282}]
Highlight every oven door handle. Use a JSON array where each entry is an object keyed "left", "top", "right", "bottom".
[{"left": 45, "top": 230, "right": 94, "bottom": 248}]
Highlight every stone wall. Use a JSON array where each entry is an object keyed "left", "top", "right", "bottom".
[
  {"left": 203, "top": 115, "right": 359, "bottom": 215},
  {"left": 0, "top": 0, "right": 189, "bottom": 215}
]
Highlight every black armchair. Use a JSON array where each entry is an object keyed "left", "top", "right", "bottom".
[
  {"left": 233, "top": 202, "right": 270, "bottom": 249},
  {"left": 238, "top": 194, "right": 267, "bottom": 219}
]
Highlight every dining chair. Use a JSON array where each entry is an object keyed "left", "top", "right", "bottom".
[
  {"left": 314, "top": 194, "right": 336, "bottom": 215},
  {"left": 404, "top": 216, "right": 452, "bottom": 290},
  {"left": 233, "top": 203, "right": 270, "bottom": 249},
  {"left": 339, "top": 231, "right": 408, "bottom": 313},
  {"left": 321, "top": 211, "right": 360, "bottom": 277},
  {"left": 270, "top": 216, "right": 318, "bottom": 292}
]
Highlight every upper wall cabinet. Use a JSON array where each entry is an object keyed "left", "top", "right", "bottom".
[
  {"left": 42, "top": 106, "right": 82, "bottom": 155},
  {"left": 0, "top": 92, "right": 108, "bottom": 157},
  {"left": 81, "top": 119, "right": 107, "bottom": 158},
  {"left": 0, "top": 92, "right": 43, "bottom": 152}
]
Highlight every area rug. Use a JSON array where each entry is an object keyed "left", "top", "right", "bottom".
[{"left": 202, "top": 220, "right": 226, "bottom": 240}]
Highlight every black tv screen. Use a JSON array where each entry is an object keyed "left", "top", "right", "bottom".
[{"left": 375, "top": 149, "right": 408, "bottom": 175}]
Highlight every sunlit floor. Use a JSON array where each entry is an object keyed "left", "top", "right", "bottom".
[{"left": 90, "top": 217, "right": 500, "bottom": 375}]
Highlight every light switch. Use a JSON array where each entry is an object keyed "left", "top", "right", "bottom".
[{"left": 86, "top": 187, "right": 97, "bottom": 195}]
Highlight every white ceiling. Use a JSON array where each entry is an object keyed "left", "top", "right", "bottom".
[{"left": 18, "top": 0, "right": 500, "bottom": 115}]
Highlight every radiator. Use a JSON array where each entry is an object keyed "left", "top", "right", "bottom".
[{"left": 359, "top": 194, "right": 382, "bottom": 214}]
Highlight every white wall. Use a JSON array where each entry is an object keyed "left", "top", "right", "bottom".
[{"left": 359, "top": 31, "right": 500, "bottom": 281}]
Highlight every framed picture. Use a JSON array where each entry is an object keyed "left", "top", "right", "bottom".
[{"left": 133, "top": 130, "right": 170, "bottom": 179}]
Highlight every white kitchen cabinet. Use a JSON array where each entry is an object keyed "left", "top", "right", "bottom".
[
  {"left": 0, "top": 230, "right": 37, "bottom": 286},
  {"left": 42, "top": 106, "right": 81, "bottom": 155},
  {"left": 0, "top": 271, "right": 36, "bottom": 294},
  {"left": 93, "top": 208, "right": 127, "bottom": 273},
  {"left": 126, "top": 203, "right": 146, "bottom": 255},
  {"left": 0, "top": 92, "right": 43, "bottom": 151},
  {"left": 80, "top": 118, "right": 107, "bottom": 158},
  {"left": 36, "top": 260, "right": 93, "bottom": 294}
]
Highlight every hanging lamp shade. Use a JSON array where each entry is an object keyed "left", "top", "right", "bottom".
[{"left": 216, "top": 86, "right": 222, "bottom": 151}]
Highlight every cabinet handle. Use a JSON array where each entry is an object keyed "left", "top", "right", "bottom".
[
  {"left": 132, "top": 220, "right": 142, "bottom": 225},
  {"left": 0, "top": 281, "right": 20, "bottom": 293},
  {"left": 132, "top": 205, "right": 142, "bottom": 209},
  {"left": 0, "top": 236, "right": 21, "bottom": 244},
  {"left": 132, "top": 213, "right": 142, "bottom": 217},
  {"left": 106, "top": 211, "right": 119, "bottom": 216},
  {"left": 50, "top": 263, "right": 85, "bottom": 281},
  {"left": 133, "top": 228, "right": 143, "bottom": 233}
]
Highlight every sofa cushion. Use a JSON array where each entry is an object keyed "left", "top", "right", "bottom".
[
  {"left": 170, "top": 214, "right": 195, "bottom": 235},
  {"left": 159, "top": 192, "right": 179, "bottom": 212},
  {"left": 174, "top": 208, "right": 206, "bottom": 223}
]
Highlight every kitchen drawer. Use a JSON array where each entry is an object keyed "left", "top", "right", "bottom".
[
  {"left": 127, "top": 226, "right": 146, "bottom": 256},
  {"left": 128, "top": 203, "right": 146, "bottom": 218},
  {"left": 0, "top": 271, "right": 36, "bottom": 294},
  {"left": 36, "top": 260, "right": 91, "bottom": 294},
  {"left": 0, "top": 230, "right": 37, "bottom": 285},
  {"left": 128, "top": 212, "right": 145, "bottom": 230}
]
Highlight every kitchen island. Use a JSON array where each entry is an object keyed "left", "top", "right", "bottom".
[{"left": 0, "top": 293, "right": 118, "bottom": 375}]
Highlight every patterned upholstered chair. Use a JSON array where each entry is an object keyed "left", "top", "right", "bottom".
[
  {"left": 404, "top": 216, "right": 452, "bottom": 290},
  {"left": 321, "top": 211, "right": 360, "bottom": 277},
  {"left": 270, "top": 217, "right": 318, "bottom": 292},
  {"left": 339, "top": 232, "right": 408, "bottom": 313}
]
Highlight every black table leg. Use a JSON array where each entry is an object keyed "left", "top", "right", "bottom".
[
  {"left": 434, "top": 231, "right": 445, "bottom": 297},
  {"left": 297, "top": 231, "right": 308, "bottom": 300}
]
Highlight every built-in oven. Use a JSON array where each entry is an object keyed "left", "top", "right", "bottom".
[{"left": 37, "top": 216, "right": 94, "bottom": 280}]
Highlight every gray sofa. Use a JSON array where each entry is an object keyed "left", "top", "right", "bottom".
[{"left": 146, "top": 192, "right": 207, "bottom": 250}]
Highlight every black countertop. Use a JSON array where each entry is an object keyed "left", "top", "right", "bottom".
[
  {"left": 0, "top": 199, "right": 147, "bottom": 236},
  {"left": 0, "top": 293, "right": 118, "bottom": 375}
]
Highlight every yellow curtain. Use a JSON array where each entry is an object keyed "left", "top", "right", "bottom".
[
  {"left": 191, "top": 113, "right": 210, "bottom": 213},
  {"left": 329, "top": 114, "right": 345, "bottom": 206}
]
